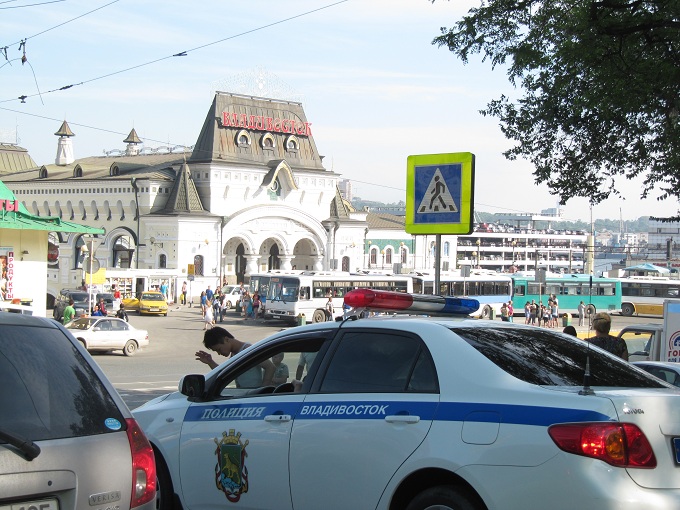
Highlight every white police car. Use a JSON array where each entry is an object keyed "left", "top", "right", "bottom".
[{"left": 134, "top": 290, "right": 680, "bottom": 510}]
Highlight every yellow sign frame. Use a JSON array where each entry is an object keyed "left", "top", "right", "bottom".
[{"left": 405, "top": 152, "right": 475, "bottom": 235}]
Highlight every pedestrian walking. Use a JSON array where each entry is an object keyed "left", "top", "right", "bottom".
[
  {"left": 204, "top": 300, "right": 214, "bottom": 330},
  {"left": 578, "top": 301, "right": 586, "bottom": 326}
]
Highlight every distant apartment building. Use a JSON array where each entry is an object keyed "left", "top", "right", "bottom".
[{"left": 338, "top": 178, "right": 353, "bottom": 201}]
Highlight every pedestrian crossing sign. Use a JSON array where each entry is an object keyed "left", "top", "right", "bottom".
[{"left": 405, "top": 152, "right": 475, "bottom": 234}]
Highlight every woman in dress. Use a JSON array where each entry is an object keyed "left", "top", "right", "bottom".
[{"left": 203, "top": 299, "right": 214, "bottom": 330}]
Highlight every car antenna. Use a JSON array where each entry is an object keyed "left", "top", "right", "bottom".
[{"left": 579, "top": 275, "right": 595, "bottom": 396}]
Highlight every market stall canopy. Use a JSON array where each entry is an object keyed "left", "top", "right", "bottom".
[
  {"left": 623, "top": 263, "right": 670, "bottom": 274},
  {"left": 0, "top": 179, "right": 103, "bottom": 234}
]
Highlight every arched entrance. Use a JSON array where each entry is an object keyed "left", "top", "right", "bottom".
[
  {"left": 292, "top": 238, "right": 318, "bottom": 271},
  {"left": 268, "top": 244, "right": 280, "bottom": 270},
  {"left": 235, "top": 243, "right": 246, "bottom": 283}
]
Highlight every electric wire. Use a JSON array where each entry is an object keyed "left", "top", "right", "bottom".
[{"left": 0, "top": 0, "right": 349, "bottom": 104}]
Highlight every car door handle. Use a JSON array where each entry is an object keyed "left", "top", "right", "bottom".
[
  {"left": 264, "top": 414, "right": 292, "bottom": 422},
  {"left": 385, "top": 415, "right": 420, "bottom": 424}
]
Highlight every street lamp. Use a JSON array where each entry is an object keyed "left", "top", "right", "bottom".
[
  {"left": 81, "top": 238, "right": 98, "bottom": 315},
  {"left": 475, "top": 239, "right": 481, "bottom": 268},
  {"left": 511, "top": 240, "right": 517, "bottom": 270}
]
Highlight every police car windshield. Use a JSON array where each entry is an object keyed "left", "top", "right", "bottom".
[{"left": 455, "top": 327, "right": 664, "bottom": 388}]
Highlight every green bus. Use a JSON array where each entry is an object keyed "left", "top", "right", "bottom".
[{"left": 511, "top": 273, "right": 622, "bottom": 315}]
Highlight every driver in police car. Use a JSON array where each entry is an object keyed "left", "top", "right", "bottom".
[{"left": 196, "top": 327, "right": 275, "bottom": 386}]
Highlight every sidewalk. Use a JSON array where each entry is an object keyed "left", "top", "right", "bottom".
[{"left": 495, "top": 317, "right": 614, "bottom": 339}]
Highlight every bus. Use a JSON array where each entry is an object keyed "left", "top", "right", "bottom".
[
  {"left": 252, "top": 271, "right": 413, "bottom": 325},
  {"left": 511, "top": 273, "right": 622, "bottom": 316},
  {"left": 410, "top": 272, "right": 513, "bottom": 319},
  {"left": 619, "top": 277, "right": 680, "bottom": 316}
]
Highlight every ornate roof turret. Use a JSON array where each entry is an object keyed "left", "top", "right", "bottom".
[
  {"left": 124, "top": 128, "right": 142, "bottom": 144},
  {"left": 55, "top": 120, "right": 75, "bottom": 165},
  {"left": 54, "top": 120, "right": 75, "bottom": 137},
  {"left": 124, "top": 128, "right": 142, "bottom": 156},
  {"left": 161, "top": 161, "right": 206, "bottom": 213}
]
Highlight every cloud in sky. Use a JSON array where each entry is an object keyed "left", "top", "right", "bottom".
[{"left": 0, "top": 0, "right": 676, "bottom": 222}]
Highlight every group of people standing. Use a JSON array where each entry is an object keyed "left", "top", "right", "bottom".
[
  {"left": 522, "top": 295, "right": 561, "bottom": 327},
  {"left": 198, "top": 283, "right": 264, "bottom": 330},
  {"left": 238, "top": 286, "right": 263, "bottom": 320}
]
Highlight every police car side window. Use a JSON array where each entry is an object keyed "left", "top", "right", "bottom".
[
  {"left": 319, "top": 331, "right": 437, "bottom": 393},
  {"left": 218, "top": 337, "right": 327, "bottom": 399}
]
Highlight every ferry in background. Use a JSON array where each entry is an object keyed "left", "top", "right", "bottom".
[{"left": 510, "top": 272, "right": 622, "bottom": 315}]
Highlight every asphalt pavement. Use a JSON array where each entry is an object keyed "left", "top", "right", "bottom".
[{"left": 90, "top": 304, "right": 659, "bottom": 409}]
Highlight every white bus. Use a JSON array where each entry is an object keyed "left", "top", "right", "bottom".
[
  {"left": 410, "top": 271, "right": 513, "bottom": 319},
  {"left": 252, "top": 271, "right": 413, "bottom": 325},
  {"left": 619, "top": 277, "right": 680, "bottom": 317}
]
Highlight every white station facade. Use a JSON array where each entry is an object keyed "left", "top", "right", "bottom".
[
  {"left": 0, "top": 91, "right": 609, "bottom": 310},
  {"left": 1, "top": 92, "right": 409, "bottom": 306}
]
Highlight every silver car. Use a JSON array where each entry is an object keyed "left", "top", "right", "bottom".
[
  {"left": 0, "top": 312, "right": 156, "bottom": 510},
  {"left": 65, "top": 316, "right": 149, "bottom": 356}
]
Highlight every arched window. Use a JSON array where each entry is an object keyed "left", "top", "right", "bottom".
[
  {"left": 74, "top": 236, "right": 88, "bottom": 269},
  {"left": 370, "top": 247, "right": 378, "bottom": 265},
  {"left": 194, "top": 255, "right": 204, "bottom": 276},
  {"left": 159, "top": 254, "right": 167, "bottom": 269},
  {"left": 113, "top": 235, "right": 134, "bottom": 269},
  {"left": 444, "top": 242, "right": 450, "bottom": 257},
  {"left": 48, "top": 232, "right": 60, "bottom": 269},
  {"left": 401, "top": 247, "right": 408, "bottom": 265},
  {"left": 385, "top": 248, "right": 392, "bottom": 265}
]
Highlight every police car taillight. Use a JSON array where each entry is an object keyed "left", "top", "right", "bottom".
[
  {"left": 344, "top": 289, "right": 479, "bottom": 316},
  {"left": 126, "top": 418, "right": 157, "bottom": 507},
  {"left": 548, "top": 422, "right": 657, "bottom": 468}
]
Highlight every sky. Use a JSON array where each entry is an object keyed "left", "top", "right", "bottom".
[{"left": 0, "top": 0, "right": 677, "bottom": 223}]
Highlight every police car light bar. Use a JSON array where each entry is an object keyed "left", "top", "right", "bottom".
[{"left": 344, "top": 289, "right": 480, "bottom": 316}]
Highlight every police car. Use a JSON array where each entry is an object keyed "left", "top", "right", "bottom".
[{"left": 134, "top": 290, "right": 680, "bottom": 510}]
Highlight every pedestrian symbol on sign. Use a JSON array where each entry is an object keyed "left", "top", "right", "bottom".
[{"left": 418, "top": 168, "right": 458, "bottom": 213}]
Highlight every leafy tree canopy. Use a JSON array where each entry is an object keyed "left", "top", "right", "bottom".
[{"left": 433, "top": 0, "right": 680, "bottom": 219}]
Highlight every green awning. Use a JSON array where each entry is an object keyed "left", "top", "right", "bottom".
[
  {"left": 0, "top": 179, "right": 104, "bottom": 234},
  {"left": 0, "top": 210, "right": 105, "bottom": 233}
]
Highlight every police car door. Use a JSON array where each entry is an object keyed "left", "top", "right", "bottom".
[
  {"left": 289, "top": 329, "right": 439, "bottom": 510},
  {"left": 178, "top": 336, "right": 329, "bottom": 510}
]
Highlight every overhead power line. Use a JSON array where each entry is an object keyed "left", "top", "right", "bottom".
[
  {"left": 1, "top": 0, "right": 120, "bottom": 46},
  {"left": 0, "top": 0, "right": 349, "bottom": 105},
  {"left": 0, "top": 0, "right": 65, "bottom": 10}
]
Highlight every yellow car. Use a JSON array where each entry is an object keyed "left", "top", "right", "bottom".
[{"left": 122, "top": 291, "right": 169, "bottom": 316}]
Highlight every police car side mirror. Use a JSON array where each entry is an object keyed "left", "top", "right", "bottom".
[{"left": 180, "top": 374, "right": 206, "bottom": 399}]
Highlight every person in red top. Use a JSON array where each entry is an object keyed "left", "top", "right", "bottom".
[{"left": 113, "top": 284, "right": 122, "bottom": 311}]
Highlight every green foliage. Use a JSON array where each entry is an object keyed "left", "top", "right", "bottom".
[
  {"left": 432, "top": 0, "right": 680, "bottom": 219},
  {"left": 475, "top": 211, "right": 649, "bottom": 232}
]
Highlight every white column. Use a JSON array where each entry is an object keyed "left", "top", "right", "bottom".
[
  {"left": 246, "top": 255, "right": 260, "bottom": 275},
  {"left": 279, "top": 255, "right": 293, "bottom": 271}
]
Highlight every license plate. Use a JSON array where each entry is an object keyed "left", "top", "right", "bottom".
[
  {"left": 672, "top": 438, "right": 680, "bottom": 464},
  {"left": 0, "top": 498, "right": 59, "bottom": 510},
  {"left": 273, "top": 315, "right": 281, "bottom": 319},
  {"left": 149, "top": 308, "right": 158, "bottom": 312}
]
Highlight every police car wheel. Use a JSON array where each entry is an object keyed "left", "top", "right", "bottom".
[
  {"left": 405, "top": 485, "right": 482, "bottom": 510},
  {"left": 155, "top": 450, "right": 174, "bottom": 510}
]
